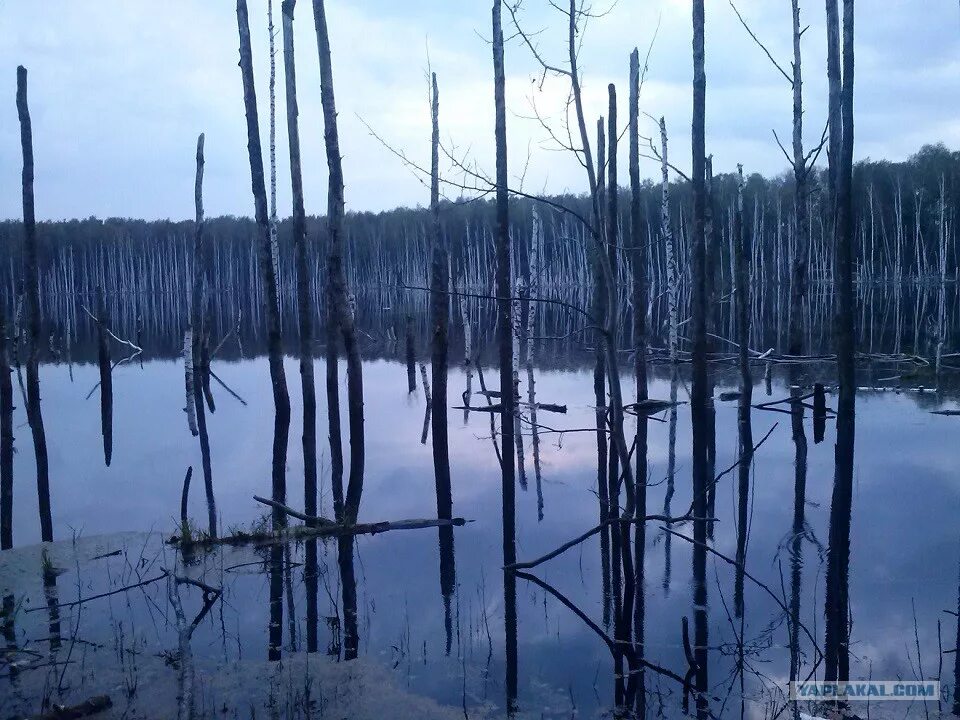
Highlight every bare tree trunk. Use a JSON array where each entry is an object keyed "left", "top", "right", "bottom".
[
  {"left": 690, "top": 2, "right": 710, "bottom": 717},
  {"left": 267, "top": 0, "right": 281, "bottom": 310},
  {"left": 660, "top": 118, "right": 679, "bottom": 362},
  {"left": 313, "top": 0, "right": 364, "bottom": 522},
  {"left": 789, "top": 0, "right": 809, "bottom": 357},
  {"left": 628, "top": 47, "right": 648, "bottom": 715},
  {"left": 0, "top": 299, "right": 12, "bottom": 550},
  {"left": 95, "top": 287, "right": 113, "bottom": 467},
  {"left": 824, "top": 0, "right": 856, "bottom": 686},
  {"left": 236, "top": 0, "right": 292, "bottom": 522},
  {"left": 734, "top": 167, "right": 753, "bottom": 399},
  {"left": 190, "top": 134, "right": 217, "bottom": 539},
  {"left": 313, "top": 0, "right": 365, "bottom": 523},
  {"left": 16, "top": 66, "right": 52, "bottom": 543},
  {"left": 429, "top": 72, "right": 453, "bottom": 528},
  {"left": 280, "top": 0, "right": 318, "bottom": 518},
  {"left": 493, "top": 0, "right": 518, "bottom": 710}
]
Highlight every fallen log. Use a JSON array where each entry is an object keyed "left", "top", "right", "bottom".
[
  {"left": 27, "top": 695, "right": 112, "bottom": 720},
  {"left": 168, "top": 514, "right": 466, "bottom": 548},
  {"left": 623, "top": 398, "right": 685, "bottom": 415},
  {"left": 253, "top": 495, "right": 335, "bottom": 526}
]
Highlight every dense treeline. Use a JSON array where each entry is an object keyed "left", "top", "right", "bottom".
[{"left": 0, "top": 143, "right": 956, "bottom": 360}]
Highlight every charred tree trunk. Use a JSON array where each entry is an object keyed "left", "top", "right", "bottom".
[
  {"left": 313, "top": 0, "right": 365, "bottom": 524},
  {"left": 493, "top": 0, "right": 518, "bottom": 711},
  {"left": 280, "top": 0, "right": 318, "bottom": 518},
  {"left": 17, "top": 66, "right": 52, "bottom": 543},
  {"left": 236, "top": 0, "right": 291, "bottom": 523}
]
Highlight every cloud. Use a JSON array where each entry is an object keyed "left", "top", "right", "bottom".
[{"left": 0, "top": 0, "right": 957, "bottom": 221}]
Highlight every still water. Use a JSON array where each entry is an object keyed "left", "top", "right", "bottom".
[{"left": 2, "top": 316, "right": 959, "bottom": 718}]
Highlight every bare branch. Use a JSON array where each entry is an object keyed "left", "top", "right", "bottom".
[{"left": 728, "top": 0, "right": 793, "bottom": 85}]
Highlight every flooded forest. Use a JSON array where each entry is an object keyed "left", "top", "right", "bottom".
[{"left": 2, "top": 0, "right": 960, "bottom": 719}]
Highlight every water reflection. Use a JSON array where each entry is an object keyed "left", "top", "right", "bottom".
[{"left": 2, "top": 290, "right": 960, "bottom": 718}]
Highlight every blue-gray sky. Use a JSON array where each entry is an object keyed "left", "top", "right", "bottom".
[{"left": 1, "top": 0, "right": 958, "bottom": 221}]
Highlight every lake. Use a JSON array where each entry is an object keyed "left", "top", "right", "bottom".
[{"left": 1, "top": 288, "right": 959, "bottom": 719}]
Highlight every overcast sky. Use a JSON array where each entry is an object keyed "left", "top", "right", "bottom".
[{"left": 1, "top": 0, "right": 958, "bottom": 221}]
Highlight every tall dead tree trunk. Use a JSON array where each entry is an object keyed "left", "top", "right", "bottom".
[
  {"left": 191, "top": 134, "right": 217, "bottom": 539},
  {"left": 0, "top": 299, "right": 12, "bottom": 550},
  {"left": 824, "top": 0, "right": 856, "bottom": 686},
  {"left": 236, "top": 0, "right": 292, "bottom": 521},
  {"left": 788, "top": 0, "right": 809, "bottom": 357},
  {"left": 690, "top": 2, "right": 710, "bottom": 717},
  {"left": 628, "top": 47, "right": 648, "bottom": 714},
  {"left": 313, "top": 0, "right": 365, "bottom": 524},
  {"left": 493, "top": 0, "right": 518, "bottom": 710},
  {"left": 17, "top": 66, "right": 52, "bottom": 543},
  {"left": 429, "top": 73, "right": 452, "bottom": 524},
  {"left": 267, "top": 0, "right": 281, "bottom": 310},
  {"left": 280, "top": 0, "right": 318, "bottom": 518}
]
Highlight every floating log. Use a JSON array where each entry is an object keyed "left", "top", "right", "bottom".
[{"left": 718, "top": 391, "right": 741, "bottom": 402}]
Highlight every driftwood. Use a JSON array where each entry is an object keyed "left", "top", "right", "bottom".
[
  {"left": 253, "top": 495, "right": 334, "bottom": 525},
  {"left": 27, "top": 695, "right": 112, "bottom": 720},
  {"left": 168, "top": 500, "right": 466, "bottom": 548},
  {"left": 624, "top": 398, "right": 685, "bottom": 415},
  {"left": 931, "top": 410, "right": 960, "bottom": 416}
]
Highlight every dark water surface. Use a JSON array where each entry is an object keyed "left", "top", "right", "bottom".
[{"left": 2, "top": 298, "right": 960, "bottom": 718}]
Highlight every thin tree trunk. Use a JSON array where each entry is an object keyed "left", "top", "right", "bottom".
[
  {"left": 236, "top": 0, "right": 292, "bottom": 524},
  {"left": 493, "top": 0, "right": 518, "bottom": 711},
  {"left": 429, "top": 73, "right": 452, "bottom": 524},
  {"left": 629, "top": 47, "right": 648, "bottom": 715},
  {"left": 824, "top": 0, "right": 856, "bottom": 686},
  {"left": 16, "top": 66, "right": 52, "bottom": 543},
  {"left": 313, "top": 0, "right": 365, "bottom": 524},
  {"left": 191, "top": 135, "right": 217, "bottom": 539},
  {"left": 280, "top": 0, "right": 318, "bottom": 518},
  {"left": 0, "top": 299, "right": 12, "bottom": 550},
  {"left": 95, "top": 287, "right": 113, "bottom": 467},
  {"left": 789, "top": 0, "right": 809, "bottom": 357},
  {"left": 690, "top": 2, "right": 710, "bottom": 717}
]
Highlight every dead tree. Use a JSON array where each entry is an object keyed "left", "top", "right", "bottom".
[
  {"left": 236, "top": 0, "right": 292, "bottom": 519},
  {"left": 16, "top": 66, "right": 52, "bottom": 543},
  {"left": 690, "top": 1, "right": 710, "bottom": 717},
  {"left": 267, "top": 0, "right": 281, "bottom": 309},
  {"left": 96, "top": 287, "right": 113, "bottom": 467},
  {"left": 0, "top": 299, "right": 12, "bottom": 550},
  {"left": 191, "top": 134, "right": 217, "bottom": 538},
  {"left": 734, "top": 166, "right": 752, "bottom": 400},
  {"left": 824, "top": 0, "right": 856, "bottom": 686},
  {"left": 429, "top": 73, "right": 453, "bottom": 524},
  {"left": 312, "top": 0, "right": 365, "bottom": 524},
  {"left": 660, "top": 118, "right": 679, "bottom": 361},
  {"left": 493, "top": 0, "right": 518, "bottom": 710},
  {"left": 629, "top": 47, "right": 648, "bottom": 712},
  {"left": 280, "top": 0, "right": 318, "bottom": 518},
  {"left": 730, "top": 0, "right": 817, "bottom": 356}
]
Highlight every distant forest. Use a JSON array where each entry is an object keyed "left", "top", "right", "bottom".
[{"left": 0, "top": 143, "right": 957, "bottom": 346}]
